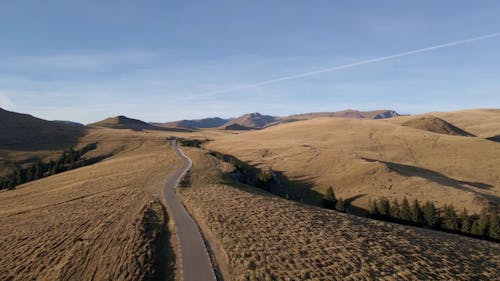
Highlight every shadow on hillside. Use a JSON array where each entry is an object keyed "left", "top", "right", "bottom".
[
  {"left": 0, "top": 124, "right": 87, "bottom": 151},
  {"left": 486, "top": 135, "right": 500, "bottom": 143},
  {"left": 98, "top": 125, "right": 194, "bottom": 133},
  {"left": 344, "top": 194, "right": 368, "bottom": 216},
  {"left": 140, "top": 126, "right": 194, "bottom": 133},
  {"left": 360, "top": 157, "right": 498, "bottom": 203},
  {"left": 210, "top": 151, "right": 325, "bottom": 207}
]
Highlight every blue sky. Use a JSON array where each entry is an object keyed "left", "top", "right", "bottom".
[{"left": 0, "top": 1, "right": 499, "bottom": 123}]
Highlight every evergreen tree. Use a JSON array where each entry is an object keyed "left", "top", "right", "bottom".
[
  {"left": 488, "top": 212, "right": 500, "bottom": 240},
  {"left": 459, "top": 208, "right": 472, "bottom": 234},
  {"left": 15, "top": 169, "right": 24, "bottom": 186},
  {"left": 399, "top": 197, "right": 411, "bottom": 222},
  {"left": 26, "top": 164, "right": 35, "bottom": 182},
  {"left": 35, "top": 161, "right": 44, "bottom": 179},
  {"left": 7, "top": 179, "right": 15, "bottom": 190},
  {"left": 442, "top": 204, "right": 459, "bottom": 231},
  {"left": 471, "top": 209, "right": 489, "bottom": 237},
  {"left": 471, "top": 218, "right": 481, "bottom": 236},
  {"left": 368, "top": 199, "right": 379, "bottom": 217},
  {"left": 323, "top": 186, "right": 337, "bottom": 209},
  {"left": 336, "top": 197, "right": 345, "bottom": 212},
  {"left": 377, "top": 198, "right": 390, "bottom": 218},
  {"left": 410, "top": 199, "right": 424, "bottom": 225},
  {"left": 390, "top": 198, "right": 400, "bottom": 219},
  {"left": 421, "top": 201, "right": 438, "bottom": 227}
]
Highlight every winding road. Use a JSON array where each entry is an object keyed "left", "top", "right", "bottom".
[{"left": 162, "top": 139, "right": 216, "bottom": 281}]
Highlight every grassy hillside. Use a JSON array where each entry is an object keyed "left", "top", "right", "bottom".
[
  {"left": 395, "top": 109, "right": 500, "bottom": 138},
  {"left": 0, "top": 129, "right": 180, "bottom": 280},
  {"left": 162, "top": 117, "right": 230, "bottom": 129},
  {"left": 205, "top": 115, "right": 500, "bottom": 214},
  {"left": 0, "top": 108, "right": 90, "bottom": 179},
  {"left": 177, "top": 148, "right": 500, "bottom": 280},
  {"left": 400, "top": 115, "right": 475, "bottom": 136},
  {"left": 89, "top": 115, "right": 193, "bottom": 133},
  {"left": 0, "top": 108, "right": 85, "bottom": 150}
]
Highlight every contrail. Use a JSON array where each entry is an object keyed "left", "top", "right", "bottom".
[{"left": 190, "top": 32, "right": 500, "bottom": 98}]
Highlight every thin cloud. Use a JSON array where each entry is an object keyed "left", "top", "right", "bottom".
[{"left": 190, "top": 32, "right": 500, "bottom": 99}]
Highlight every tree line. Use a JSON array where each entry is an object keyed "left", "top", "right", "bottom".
[
  {"left": 367, "top": 196, "right": 499, "bottom": 241},
  {"left": 0, "top": 143, "right": 97, "bottom": 190}
]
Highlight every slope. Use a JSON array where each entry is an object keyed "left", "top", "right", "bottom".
[
  {"left": 0, "top": 128, "right": 180, "bottom": 281},
  {"left": 0, "top": 107, "right": 85, "bottom": 150},
  {"left": 429, "top": 108, "right": 500, "bottom": 138},
  {"left": 206, "top": 117, "right": 500, "bottom": 213},
  {"left": 90, "top": 115, "right": 193, "bottom": 133},
  {"left": 177, "top": 148, "right": 500, "bottom": 280},
  {"left": 400, "top": 115, "right": 475, "bottom": 136},
  {"left": 162, "top": 117, "right": 230, "bottom": 129}
]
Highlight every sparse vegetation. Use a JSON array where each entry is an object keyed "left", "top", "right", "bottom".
[
  {"left": 368, "top": 196, "right": 500, "bottom": 242},
  {"left": 0, "top": 143, "right": 99, "bottom": 190},
  {"left": 178, "top": 148, "right": 500, "bottom": 280},
  {"left": 0, "top": 128, "right": 179, "bottom": 280}
]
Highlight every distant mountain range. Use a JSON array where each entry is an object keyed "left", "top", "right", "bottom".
[
  {"left": 161, "top": 117, "right": 230, "bottom": 129},
  {"left": 161, "top": 110, "right": 401, "bottom": 130}
]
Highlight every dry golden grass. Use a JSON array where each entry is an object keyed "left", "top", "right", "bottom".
[
  {"left": 205, "top": 113, "right": 500, "bottom": 214},
  {"left": 0, "top": 128, "right": 180, "bottom": 281},
  {"left": 178, "top": 148, "right": 500, "bottom": 281},
  {"left": 390, "top": 109, "right": 500, "bottom": 138}
]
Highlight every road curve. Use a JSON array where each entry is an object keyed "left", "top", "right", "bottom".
[{"left": 162, "top": 139, "right": 216, "bottom": 281}]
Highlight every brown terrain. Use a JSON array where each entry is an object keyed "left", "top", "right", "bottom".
[
  {"left": 89, "top": 115, "right": 191, "bottom": 132},
  {"left": 205, "top": 109, "right": 500, "bottom": 214},
  {"left": 0, "top": 108, "right": 86, "bottom": 179},
  {"left": 161, "top": 109, "right": 400, "bottom": 130},
  {"left": 0, "top": 126, "right": 181, "bottom": 280},
  {"left": 1, "top": 107, "right": 499, "bottom": 281},
  {"left": 178, "top": 147, "right": 500, "bottom": 280}
]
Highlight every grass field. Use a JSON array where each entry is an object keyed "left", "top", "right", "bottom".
[
  {"left": 204, "top": 109, "right": 500, "bottom": 214},
  {"left": 178, "top": 148, "right": 500, "bottom": 281},
  {"left": 0, "top": 128, "right": 180, "bottom": 281}
]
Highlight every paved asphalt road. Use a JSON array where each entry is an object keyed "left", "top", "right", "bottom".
[{"left": 162, "top": 139, "right": 216, "bottom": 281}]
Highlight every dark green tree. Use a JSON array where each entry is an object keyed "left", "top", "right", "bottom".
[
  {"left": 442, "top": 204, "right": 459, "bottom": 231},
  {"left": 390, "top": 198, "right": 400, "bottom": 219},
  {"left": 377, "top": 198, "right": 390, "bottom": 218},
  {"left": 459, "top": 208, "right": 472, "bottom": 234},
  {"left": 488, "top": 212, "right": 500, "bottom": 240},
  {"left": 336, "top": 197, "right": 345, "bottom": 212},
  {"left": 410, "top": 199, "right": 424, "bottom": 225},
  {"left": 15, "top": 169, "right": 24, "bottom": 186},
  {"left": 471, "top": 209, "right": 489, "bottom": 237},
  {"left": 422, "top": 201, "right": 438, "bottom": 227},
  {"left": 25, "top": 164, "right": 35, "bottom": 182},
  {"left": 368, "top": 199, "right": 379, "bottom": 217},
  {"left": 34, "top": 161, "right": 43, "bottom": 180},
  {"left": 399, "top": 197, "right": 411, "bottom": 222}
]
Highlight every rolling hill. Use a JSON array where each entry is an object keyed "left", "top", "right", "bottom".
[
  {"left": 163, "top": 109, "right": 401, "bottom": 130},
  {"left": 0, "top": 107, "right": 85, "bottom": 150},
  {"left": 0, "top": 128, "right": 179, "bottom": 280},
  {"left": 400, "top": 115, "right": 475, "bottom": 136},
  {"left": 177, "top": 148, "right": 500, "bottom": 280},
  {"left": 225, "top": 112, "right": 277, "bottom": 128},
  {"left": 162, "top": 117, "right": 230, "bottom": 129},
  {"left": 205, "top": 111, "right": 500, "bottom": 214},
  {"left": 90, "top": 115, "right": 191, "bottom": 132},
  {"left": 283, "top": 109, "right": 400, "bottom": 121}
]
